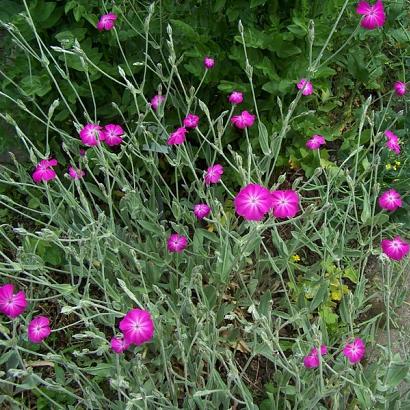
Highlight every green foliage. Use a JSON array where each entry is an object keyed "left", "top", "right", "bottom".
[{"left": 0, "top": 0, "right": 409, "bottom": 409}]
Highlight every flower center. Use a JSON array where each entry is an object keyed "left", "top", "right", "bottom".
[{"left": 249, "top": 195, "right": 259, "bottom": 205}]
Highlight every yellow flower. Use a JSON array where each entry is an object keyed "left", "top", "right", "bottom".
[
  {"left": 385, "top": 163, "right": 392, "bottom": 170},
  {"left": 395, "top": 161, "right": 401, "bottom": 167},
  {"left": 289, "top": 159, "right": 298, "bottom": 170},
  {"left": 292, "top": 254, "right": 301, "bottom": 262}
]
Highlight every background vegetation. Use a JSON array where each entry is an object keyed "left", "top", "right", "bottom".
[{"left": 0, "top": 0, "right": 409, "bottom": 408}]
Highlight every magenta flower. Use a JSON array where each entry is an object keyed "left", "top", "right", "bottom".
[
  {"left": 79, "top": 124, "right": 105, "bottom": 147},
  {"left": 378, "top": 189, "right": 402, "bottom": 212},
  {"left": 343, "top": 338, "right": 366, "bottom": 364},
  {"left": 97, "top": 13, "right": 117, "bottom": 31},
  {"left": 32, "top": 159, "right": 58, "bottom": 183},
  {"left": 203, "top": 56, "right": 215, "bottom": 69},
  {"left": 110, "top": 336, "right": 130, "bottom": 354},
  {"left": 306, "top": 134, "right": 326, "bottom": 150},
  {"left": 303, "top": 345, "right": 327, "bottom": 369},
  {"left": 385, "top": 130, "right": 401, "bottom": 155},
  {"left": 297, "top": 79, "right": 313, "bottom": 96},
  {"left": 0, "top": 284, "right": 27, "bottom": 318},
  {"left": 79, "top": 149, "right": 86, "bottom": 156},
  {"left": 193, "top": 203, "right": 211, "bottom": 220},
  {"left": 27, "top": 316, "right": 51, "bottom": 344},
  {"left": 228, "top": 91, "right": 244, "bottom": 105},
  {"left": 356, "top": 1, "right": 386, "bottom": 30},
  {"left": 119, "top": 308, "right": 154, "bottom": 345},
  {"left": 394, "top": 81, "right": 407, "bottom": 96},
  {"left": 204, "top": 164, "right": 224, "bottom": 185},
  {"left": 167, "top": 233, "right": 188, "bottom": 253},
  {"left": 271, "top": 190, "right": 300, "bottom": 219},
  {"left": 68, "top": 166, "right": 85, "bottom": 180},
  {"left": 231, "top": 111, "right": 256, "bottom": 129},
  {"left": 167, "top": 127, "right": 188, "bottom": 146},
  {"left": 381, "top": 236, "right": 410, "bottom": 261},
  {"left": 183, "top": 114, "right": 200, "bottom": 129},
  {"left": 234, "top": 184, "right": 272, "bottom": 221},
  {"left": 151, "top": 94, "right": 165, "bottom": 111},
  {"left": 104, "top": 124, "right": 124, "bottom": 146}
]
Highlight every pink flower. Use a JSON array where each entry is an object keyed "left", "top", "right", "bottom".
[
  {"left": 271, "top": 190, "right": 300, "bottom": 219},
  {"left": 204, "top": 164, "right": 224, "bottom": 185},
  {"left": 104, "top": 124, "right": 124, "bottom": 146},
  {"left": 183, "top": 114, "right": 200, "bottom": 129},
  {"left": 151, "top": 94, "right": 165, "bottom": 111},
  {"left": 343, "top": 338, "right": 366, "bottom": 364},
  {"left": 110, "top": 336, "right": 130, "bottom": 354},
  {"left": 0, "top": 284, "right": 27, "bottom": 318},
  {"left": 303, "top": 345, "right": 327, "bottom": 369},
  {"left": 68, "top": 166, "right": 85, "bottom": 180},
  {"left": 385, "top": 139, "right": 401, "bottom": 155},
  {"left": 167, "top": 127, "right": 188, "bottom": 145},
  {"left": 204, "top": 56, "right": 215, "bottom": 69},
  {"left": 356, "top": 1, "right": 386, "bottom": 30},
  {"left": 97, "top": 13, "right": 117, "bottom": 31},
  {"left": 306, "top": 134, "right": 326, "bottom": 150},
  {"left": 32, "top": 159, "right": 58, "bottom": 183},
  {"left": 228, "top": 91, "right": 244, "bottom": 105},
  {"left": 297, "top": 79, "right": 313, "bottom": 96},
  {"left": 385, "top": 130, "right": 401, "bottom": 155},
  {"left": 167, "top": 233, "right": 188, "bottom": 253},
  {"left": 193, "top": 203, "right": 211, "bottom": 220},
  {"left": 381, "top": 236, "right": 410, "bottom": 261},
  {"left": 79, "top": 149, "right": 86, "bottom": 156},
  {"left": 27, "top": 316, "right": 51, "bottom": 344},
  {"left": 234, "top": 184, "right": 272, "bottom": 221},
  {"left": 378, "top": 189, "right": 402, "bottom": 212},
  {"left": 119, "top": 308, "right": 154, "bottom": 345},
  {"left": 231, "top": 111, "right": 256, "bottom": 129},
  {"left": 79, "top": 124, "right": 105, "bottom": 147},
  {"left": 394, "top": 81, "right": 407, "bottom": 96}
]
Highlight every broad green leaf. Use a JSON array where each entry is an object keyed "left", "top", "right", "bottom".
[
  {"left": 310, "top": 280, "right": 329, "bottom": 311},
  {"left": 386, "top": 363, "right": 409, "bottom": 388}
]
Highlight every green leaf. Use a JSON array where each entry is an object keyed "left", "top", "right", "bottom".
[
  {"left": 258, "top": 122, "right": 271, "bottom": 155},
  {"left": 310, "top": 280, "right": 329, "bottom": 311},
  {"left": 170, "top": 19, "right": 201, "bottom": 42},
  {"left": 276, "top": 43, "right": 301, "bottom": 58},
  {"left": 360, "top": 183, "right": 371, "bottom": 223},
  {"left": 343, "top": 267, "right": 358, "bottom": 284},
  {"left": 0, "top": 0, "right": 23, "bottom": 20},
  {"left": 216, "top": 237, "right": 234, "bottom": 282},
  {"left": 21, "top": 75, "right": 52, "bottom": 97},
  {"left": 83, "top": 363, "right": 114, "bottom": 377},
  {"left": 385, "top": 363, "right": 409, "bottom": 388},
  {"left": 315, "top": 66, "right": 336, "bottom": 79},
  {"left": 250, "top": 0, "right": 267, "bottom": 7}
]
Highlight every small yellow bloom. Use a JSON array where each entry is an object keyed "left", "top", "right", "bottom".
[
  {"left": 385, "top": 163, "right": 392, "bottom": 170},
  {"left": 393, "top": 165, "right": 397, "bottom": 171},
  {"left": 292, "top": 254, "right": 301, "bottom": 262},
  {"left": 289, "top": 159, "right": 298, "bottom": 170}
]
